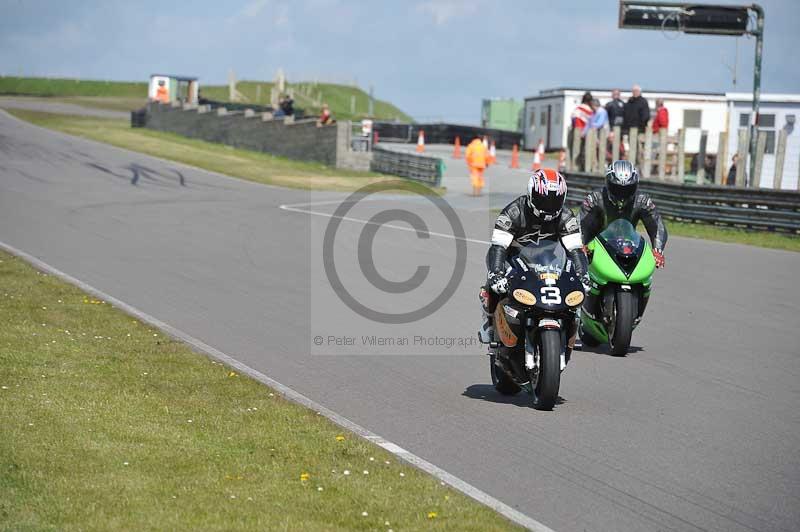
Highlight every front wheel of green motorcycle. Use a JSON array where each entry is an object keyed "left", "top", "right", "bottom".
[
  {"left": 609, "top": 291, "right": 636, "bottom": 356},
  {"left": 530, "top": 329, "right": 561, "bottom": 411}
]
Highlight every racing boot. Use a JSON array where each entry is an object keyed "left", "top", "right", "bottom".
[{"left": 477, "top": 286, "right": 497, "bottom": 345}]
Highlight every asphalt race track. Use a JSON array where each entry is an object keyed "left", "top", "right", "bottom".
[{"left": 1, "top": 109, "right": 799, "bottom": 532}]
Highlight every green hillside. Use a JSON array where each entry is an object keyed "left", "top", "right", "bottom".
[
  {"left": 197, "top": 80, "right": 411, "bottom": 122},
  {"left": 0, "top": 76, "right": 146, "bottom": 98},
  {"left": 0, "top": 76, "right": 412, "bottom": 122}
]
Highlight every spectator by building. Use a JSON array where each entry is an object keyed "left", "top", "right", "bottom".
[
  {"left": 652, "top": 98, "right": 669, "bottom": 133},
  {"left": 623, "top": 84, "right": 650, "bottom": 132},
  {"left": 279, "top": 95, "right": 295, "bottom": 117},
  {"left": 571, "top": 92, "right": 594, "bottom": 130},
  {"left": 726, "top": 153, "right": 740, "bottom": 186},
  {"left": 155, "top": 79, "right": 169, "bottom": 103},
  {"left": 584, "top": 98, "right": 608, "bottom": 134},
  {"left": 318, "top": 103, "right": 332, "bottom": 126},
  {"left": 605, "top": 88, "right": 626, "bottom": 128}
]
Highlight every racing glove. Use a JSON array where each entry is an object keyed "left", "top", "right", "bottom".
[
  {"left": 581, "top": 274, "right": 591, "bottom": 294},
  {"left": 487, "top": 271, "right": 508, "bottom": 294},
  {"left": 653, "top": 249, "right": 665, "bottom": 269}
]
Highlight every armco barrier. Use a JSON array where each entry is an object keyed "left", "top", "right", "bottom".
[
  {"left": 374, "top": 122, "right": 522, "bottom": 150},
  {"left": 564, "top": 172, "right": 800, "bottom": 233},
  {"left": 371, "top": 146, "right": 443, "bottom": 187}
]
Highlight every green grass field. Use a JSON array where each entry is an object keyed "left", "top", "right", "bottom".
[
  {"left": 0, "top": 250, "right": 519, "bottom": 531},
  {"left": 0, "top": 76, "right": 411, "bottom": 122}
]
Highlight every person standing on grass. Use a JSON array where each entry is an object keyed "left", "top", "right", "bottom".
[{"left": 465, "top": 135, "right": 488, "bottom": 197}]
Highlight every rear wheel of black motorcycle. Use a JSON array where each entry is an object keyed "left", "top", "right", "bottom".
[
  {"left": 531, "top": 329, "right": 561, "bottom": 411},
  {"left": 609, "top": 291, "right": 636, "bottom": 356},
  {"left": 490, "top": 354, "right": 520, "bottom": 395}
]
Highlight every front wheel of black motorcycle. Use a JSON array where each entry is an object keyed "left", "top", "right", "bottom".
[
  {"left": 531, "top": 329, "right": 561, "bottom": 411},
  {"left": 490, "top": 354, "right": 521, "bottom": 395},
  {"left": 609, "top": 291, "right": 636, "bottom": 356}
]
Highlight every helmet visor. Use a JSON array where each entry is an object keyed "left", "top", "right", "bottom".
[{"left": 607, "top": 181, "right": 637, "bottom": 205}]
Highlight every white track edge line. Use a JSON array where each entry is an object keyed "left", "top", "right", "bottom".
[{"left": 0, "top": 239, "right": 554, "bottom": 532}]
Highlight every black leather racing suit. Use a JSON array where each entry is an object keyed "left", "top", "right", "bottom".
[
  {"left": 579, "top": 188, "right": 668, "bottom": 251},
  {"left": 479, "top": 195, "right": 588, "bottom": 352},
  {"left": 579, "top": 188, "right": 667, "bottom": 323},
  {"left": 484, "top": 195, "right": 588, "bottom": 300}
]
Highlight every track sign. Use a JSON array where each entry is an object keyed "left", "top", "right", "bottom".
[{"left": 618, "top": 2, "right": 749, "bottom": 36}]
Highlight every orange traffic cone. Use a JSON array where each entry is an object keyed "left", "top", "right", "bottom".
[
  {"left": 452, "top": 136, "right": 461, "bottom": 158},
  {"left": 416, "top": 130, "right": 425, "bottom": 153},
  {"left": 510, "top": 144, "right": 520, "bottom": 168},
  {"left": 488, "top": 141, "right": 497, "bottom": 165},
  {"left": 558, "top": 149, "right": 567, "bottom": 172},
  {"left": 537, "top": 138, "right": 545, "bottom": 161}
]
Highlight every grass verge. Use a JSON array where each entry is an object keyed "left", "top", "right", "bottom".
[
  {"left": 6, "top": 109, "right": 410, "bottom": 193},
  {"left": 0, "top": 249, "right": 519, "bottom": 531},
  {"left": 664, "top": 219, "right": 800, "bottom": 252}
]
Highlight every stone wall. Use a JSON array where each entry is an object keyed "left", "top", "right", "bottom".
[{"left": 145, "top": 102, "right": 357, "bottom": 168}]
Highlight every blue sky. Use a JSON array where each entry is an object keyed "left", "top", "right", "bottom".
[{"left": 1, "top": 0, "right": 798, "bottom": 123}]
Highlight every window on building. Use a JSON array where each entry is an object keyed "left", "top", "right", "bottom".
[
  {"left": 529, "top": 109, "right": 537, "bottom": 130},
  {"left": 683, "top": 109, "right": 702, "bottom": 128},
  {"left": 739, "top": 113, "right": 750, "bottom": 127},
  {"left": 757, "top": 113, "right": 776, "bottom": 154},
  {"left": 757, "top": 113, "right": 775, "bottom": 127},
  {"left": 540, "top": 109, "right": 547, "bottom": 126},
  {"left": 554, "top": 104, "right": 561, "bottom": 124}
]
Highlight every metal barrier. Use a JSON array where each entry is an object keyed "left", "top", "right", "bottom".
[
  {"left": 371, "top": 146, "right": 443, "bottom": 187},
  {"left": 373, "top": 122, "right": 522, "bottom": 150},
  {"left": 564, "top": 172, "right": 800, "bottom": 233}
]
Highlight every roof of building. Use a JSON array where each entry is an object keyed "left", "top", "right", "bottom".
[
  {"left": 726, "top": 92, "right": 800, "bottom": 103},
  {"left": 150, "top": 74, "right": 198, "bottom": 81},
  {"left": 537, "top": 87, "right": 725, "bottom": 97}
]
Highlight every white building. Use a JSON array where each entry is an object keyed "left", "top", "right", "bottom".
[
  {"left": 523, "top": 87, "right": 726, "bottom": 153},
  {"left": 522, "top": 87, "right": 800, "bottom": 189},
  {"left": 725, "top": 93, "right": 800, "bottom": 189}
]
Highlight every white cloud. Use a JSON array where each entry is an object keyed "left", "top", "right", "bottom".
[{"left": 415, "top": 0, "right": 478, "bottom": 26}]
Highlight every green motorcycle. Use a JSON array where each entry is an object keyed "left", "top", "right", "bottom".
[{"left": 579, "top": 219, "right": 656, "bottom": 356}]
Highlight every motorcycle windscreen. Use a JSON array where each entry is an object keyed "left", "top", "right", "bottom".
[
  {"left": 598, "top": 219, "right": 645, "bottom": 277},
  {"left": 515, "top": 240, "right": 567, "bottom": 276}
]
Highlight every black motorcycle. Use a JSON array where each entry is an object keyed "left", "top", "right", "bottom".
[{"left": 489, "top": 240, "right": 585, "bottom": 410}]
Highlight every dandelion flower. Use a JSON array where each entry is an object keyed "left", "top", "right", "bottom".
[
  {"left": 228, "top": 371, "right": 238, "bottom": 377},
  {"left": 427, "top": 511, "right": 437, "bottom": 519},
  {"left": 317, "top": 486, "right": 323, "bottom": 492},
  {"left": 300, "top": 472, "right": 310, "bottom": 482},
  {"left": 335, "top": 435, "right": 345, "bottom": 442}
]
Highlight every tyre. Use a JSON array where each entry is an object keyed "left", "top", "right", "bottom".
[
  {"left": 490, "top": 355, "right": 520, "bottom": 395},
  {"left": 578, "top": 322, "right": 601, "bottom": 347},
  {"left": 609, "top": 291, "right": 636, "bottom": 356},
  {"left": 530, "top": 329, "right": 561, "bottom": 411}
]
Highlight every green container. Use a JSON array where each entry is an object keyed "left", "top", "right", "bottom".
[{"left": 481, "top": 99, "right": 523, "bottom": 132}]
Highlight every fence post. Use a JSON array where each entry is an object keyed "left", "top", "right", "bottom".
[
  {"left": 598, "top": 127, "right": 609, "bottom": 169},
  {"left": 677, "top": 128, "right": 685, "bottom": 183},
  {"left": 752, "top": 130, "right": 767, "bottom": 187},
  {"left": 715, "top": 131, "right": 728, "bottom": 185},
  {"left": 736, "top": 128, "right": 749, "bottom": 187},
  {"left": 657, "top": 128, "right": 667, "bottom": 180},
  {"left": 773, "top": 129, "right": 787, "bottom": 190},
  {"left": 612, "top": 126, "right": 621, "bottom": 162},
  {"left": 628, "top": 129, "right": 638, "bottom": 165},
  {"left": 570, "top": 128, "right": 582, "bottom": 171},
  {"left": 643, "top": 126, "right": 653, "bottom": 178},
  {"left": 696, "top": 130, "right": 708, "bottom": 184},
  {"left": 584, "top": 129, "right": 596, "bottom": 173}
]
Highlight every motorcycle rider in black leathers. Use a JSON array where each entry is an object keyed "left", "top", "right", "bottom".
[
  {"left": 579, "top": 160, "right": 667, "bottom": 322},
  {"left": 479, "top": 168, "right": 589, "bottom": 360}
]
